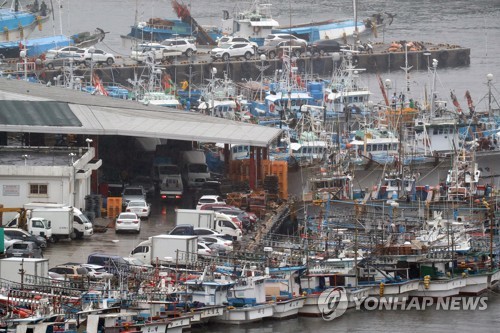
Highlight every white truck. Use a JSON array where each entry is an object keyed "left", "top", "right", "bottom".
[
  {"left": 130, "top": 234, "right": 198, "bottom": 266},
  {"left": 180, "top": 150, "right": 211, "bottom": 188},
  {"left": 152, "top": 159, "right": 183, "bottom": 201},
  {"left": 176, "top": 209, "right": 242, "bottom": 241},
  {"left": 23, "top": 203, "right": 93, "bottom": 240},
  {"left": 0, "top": 258, "right": 49, "bottom": 284}
]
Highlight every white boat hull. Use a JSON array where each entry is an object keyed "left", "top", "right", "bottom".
[
  {"left": 166, "top": 316, "right": 191, "bottom": 333},
  {"left": 410, "top": 278, "right": 466, "bottom": 298},
  {"left": 271, "top": 297, "right": 306, "bottom": 319},
  {"left": 488, "top": 269, "right": 500, "bottom": 289},
  {"left": 460, "top": 274, "right": 489, "bottom": 295},
  {"left": 367, "top": 280, "right": 420, "bottom": 302},
  {"left": 213, "top": 304, "right": 273, "bottom": 324},
  {"left": 191, "top": 305, "right": 226, "bottom": 324},
  {"left": 299, "top": 288, "right": 371, "bottom": 316}
]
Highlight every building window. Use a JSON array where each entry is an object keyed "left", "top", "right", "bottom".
[{"left": 30, "top": 184, "right": 48, "bottom": 196}]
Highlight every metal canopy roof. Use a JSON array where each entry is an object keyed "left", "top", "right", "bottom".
[{"left": 0, "top": 78, "right": 282, "bottom": 147}]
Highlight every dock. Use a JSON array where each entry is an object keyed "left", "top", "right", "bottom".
[{"left": 1, "top": 41, "right": 470, "bottom": 86}]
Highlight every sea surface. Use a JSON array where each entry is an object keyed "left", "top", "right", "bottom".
[
  {"left": 33, "top": 0, "right": 500, "bottom": 332},
  {"left": 31, "top": 0, "right": 500, "bottom": 109}
]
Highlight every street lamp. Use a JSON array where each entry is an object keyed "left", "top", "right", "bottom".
[
  {"left": 85, "top": 138, "right": 93, "bottom": 150},
  {"left": 88, "top": 46, "right": 95, "bottom": 84},
  {"left": 385, "top": 78, "right": 393, "bottom": 109},
  {"left": 487, "top": 73, "right": 494, "bottom": 119},
  {"left": 20, "top": 49, "right": 27, "bottom": 81},
  {"left": 68, "top": 152, "right": 76, "bottom": 165},
  {"left": 22, "top": 154, "right": 29, "bottom": 166},
  {"left": 259, "top": 54, "right": 266, "bottom": 101},
  {"left": 210, "top": 67, "right": 217, "bottom": 116}
]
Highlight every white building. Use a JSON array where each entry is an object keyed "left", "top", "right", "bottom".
[{"left": 0, "top": 146, "right": 101, "bottom": 223}]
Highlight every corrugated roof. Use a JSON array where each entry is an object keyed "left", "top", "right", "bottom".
[{"left": 0, "top": 78, "right": 282, "bottom": 147}]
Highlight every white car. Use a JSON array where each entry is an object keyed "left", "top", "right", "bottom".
[
  {"left": 125, "top": 199, "right": 151, "bottom": 219},
  {"left": 81, "top": 264, "right": 114, "bottom": 280},
  {"left": 76, "top": 48, "right": 115, "bottom": 65},
  {"left": 210, "top": 43, "right": 255, "bottom": 61},
  {"left": 196, "top": 195, "right": 226, "bottom": 210},
  {"left": 197, "top": 242, "right": 213, "bottom": 257},
  {"left": 217, "top": 36, "right": 257, "bottom": 48},
  {"left": 45, "top": 46, "right": 83, "bottom": 59},
  {"left": 161, "top": 38, "right": 197, "bottom": 57},
  {"left": 264, "top": 33, "right": 307, "bottom": 47},
  {"left": 199, "top": 236, "right": 234, "bottom": 253},
  {"left": 115, "top": 212, "right": 141, "bottom": 233}
]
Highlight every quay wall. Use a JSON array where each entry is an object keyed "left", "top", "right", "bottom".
[{"left": 34, "top": 46, "right": 470, "bottom": 87}]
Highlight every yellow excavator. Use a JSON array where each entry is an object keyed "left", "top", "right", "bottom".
[{"left": 0, "top": 207, "right": 28, "bottom": 229}]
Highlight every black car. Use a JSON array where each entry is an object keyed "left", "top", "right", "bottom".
[
  {"left": 169, "top": 224, "right": 195, "bottom": 236},
  {"left": 308, "top": 39, "right": 344, "bottom": 56}
]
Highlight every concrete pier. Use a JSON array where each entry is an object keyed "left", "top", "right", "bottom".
[{"left": 5, "top": 42, "right": 470, "bottom": 86}]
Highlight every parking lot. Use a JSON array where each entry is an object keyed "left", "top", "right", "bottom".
[{"left": 42, "top": 193, "right": 194, "bottom": 268}]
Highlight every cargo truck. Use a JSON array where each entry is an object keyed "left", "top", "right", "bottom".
[
  {"left": 175, "top": 209, "right": 242, "bottom": 241},
  {"left": 152, "top": 157, "right": 183, "bottom": 201},
  {"left": 130, "top": 234, "right": 198, "bottom": 266},
  {"left": 23, "top": 203, "right": 93, "bottom": 239},
  {"left": 0, "top": 258, "right": 49, "bottom": 284},
  {"left": 180, "top": 150, "right": 210, "bottom": 188}
]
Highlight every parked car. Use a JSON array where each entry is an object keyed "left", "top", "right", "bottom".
[
  {"left": 257, "top": 39, "right": 307, "bottom": 59},
  {"left": 263, "top": 33, "right": 307, "bottom": 47},
  {"left": 214, "top": 208, "right": 254, "bottom": 231},
  {"left": 122, "top": 185, "right": 146, "bottom": 207},
  {"left": 161, "top": 38, "right": 197, "bottom": 57},
  {"left": 217, "top": 36, "right": 257, "bottom": 48},
  {"left": 199, "top": 236, "right": 233, "bottom": 253},
  {"left": 308, "top": 39, "right": 344, "bottom": 56},
  {"left": 81, "top": 264, "right": 114, "bottom": 280},
  {"left": 193, "top": 227, "right": 233, "bottom": 241},
  {"left": 210, "top": 43, "right": 255, "bottom": 61},
  {"left": 3, "top": 228, "right": 47, "bottom": 249},
  {"left": 130, "top": 175, "right": 156, "bottom": 197},
  {"left": 196, "top": 195, "right": 226, "bottom": 210},
  {"left": 48, "top": 264, "right": 89, "bottom": 279},
  {"left": 197, "top": 242, "right": 213, "bottom": 257},
  {"left": 43, "top": 53, "right": 85, "bottom": 69},
  {"left": 115, "top": 212, "right": 141, "bottom": 233},
  {"left": 5, "top": 241, "right": 43, "bottom": 258},
  {"left": 169, "top": 224, "right": 195, "bottom": 236},
  {"left": 130, "top": 43, "right": 170, "bottom": 63},
  {"left": 76, "top": 48, "right": 115, "bottom": 65},
  {"left": 4, "top": 235, "right": 21, "bottom": 250},
  {"left": 45, "top": 46, "right": 83, "bottom": 59},
  {"left": 195, "top": 180, "right": 223, "bottom": 201},
  {"left": 87, "top": 253, "right": 130, "bottom": 276},
  {"left": 125, "top": 199, "right": 151, "bottom": 219}
]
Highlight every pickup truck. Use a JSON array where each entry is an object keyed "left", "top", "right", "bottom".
[{"left": 131, "top": 43, "right": 182, "bottom": 63}]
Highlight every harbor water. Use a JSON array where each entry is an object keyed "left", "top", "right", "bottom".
[{"left": 34, "top": 0, "right": 500, "bottom": 332}]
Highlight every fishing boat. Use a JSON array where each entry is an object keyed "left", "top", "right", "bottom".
[
  {"left": 220, "top": 0, "right": 280, "bottom": 46},
  {"left": 0, "top": 28, "right": 107, "bottom": 58},
  {"left": 0, "top": 0, "right": 51, "bottom": 43},
  {"left": 265, "top": 266, "right": 307, "bottom": 318},
  {"left": 271, "top": 1, "right": 394, "bottom": 43},
  {"left": 121, "top": 0, "right": 220, "bottom": 48},
  {"left": 213, "top": 268, "right": 274, "bottom": 324}
]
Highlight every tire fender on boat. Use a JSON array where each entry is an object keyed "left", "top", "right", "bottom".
[
  {"left": 457, "top": 51, "right": 467, "bottom": 65},
  {"left": 253, "top": 26, "right": 261, "bottom": 34},
  {"left": 439, "top": 50, "right": 449, "bottom": 62}
]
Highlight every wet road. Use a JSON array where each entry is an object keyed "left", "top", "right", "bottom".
[{"left": 42, "top": 195, "right": 191, "bottom": 268}]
